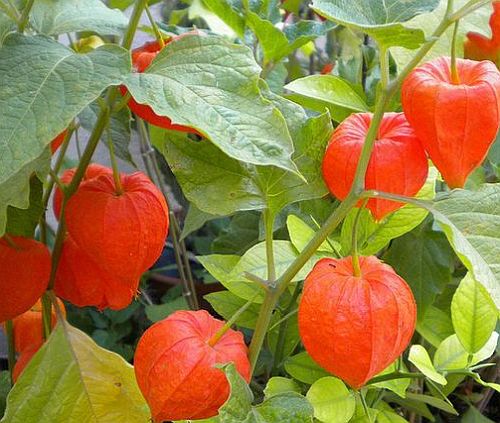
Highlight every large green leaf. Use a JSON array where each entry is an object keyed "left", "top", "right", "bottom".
[
  {"left": 1, "top": 323, "right": 149, "bottom": 422},
  {"left": 158, "top": 112, "right": 331, "bottom": 216},
  {"left": 431, "top": 185, "right": 500, "bottom": 310},
  {"left": 201, "top": 0, "right": 245, "bottom": 37},
  {"left": 285, "top": 75, "right": 369, "bottom": 122},
  {"left": 30, "top": 0, "right": 128, "bottom": 36},
  {"left": 0, "top": 35, "right": 130, "bottom": 237},
  {"left": 306, "top": 377, "right": 355, "bottom": 423},
  {"left": 123, "top": 34, "right": 296, "bottom": 172},
  {"left": 340, "top": 167, "right": 437, "bottom": 256},
  {"left": 384, "top": 221, "right": 455, "bottom": 319},
  {"left": 451, "top": 273, "right": 498, "bottom": 353},
  {"left": 392, "top": 0, "right": 493, "bottom": 69},
  {"left": 311, "top": 0, "right": 440, "bottom": 49}
]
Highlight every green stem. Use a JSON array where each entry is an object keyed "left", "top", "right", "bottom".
[
  {"left": 359, "top": 390, "right": 373, "bottom": 423},
  {"left": 208, "top": 293, "right": 259, "bottom": 347},
  {"left": 41, "top": 293, "right": 52, "bottom": 340},
  {"left": 367, "top": 371, "right": 426, "bottom": 385},
  {"left": 361, "top": 190, "right": 432, "bottom": 210},
  {"left": 264, "top": 209, "right": 276, "bottom": 283},
  {"left": 379, "top": 47, "right": 389, "bottom": 89},
  {"left": 17, "top": 0, "right": 34, "bottom": 32},
  {"left": 248, "top": 289, "right": 280, "bottom": 373},
  {"left": 351, "top": 199, "right": 367, "bottom": 277},
  {"left": 106, "top": 128, "right": 124, "bottom": 195},
  {"left": 145, "top": 3, "right": 165, "bottom": 48},
  {"left": 121, "top": 0, "right": 149, "bottom": 50},
  {"left": 5, "top": 320, "right": 15, "bottom": 385},
  {"left": 450, "top": 20, "right": 460, "bottom": 84}
]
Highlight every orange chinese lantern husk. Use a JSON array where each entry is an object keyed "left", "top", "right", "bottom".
[
  {"left": 0, "top": 237, "right": 51, "bottom": 323},
  {"left": 298, "top": 256, "right": 417, "bottom": 389},
  {"left": 134, "top": 310, "right": 251, "bottom": 422},
  {"left": 464, "top": 2, "right": 500, "bottom": 67},
  {"left": 12, "top": 298, "right": 66, "bottom": 353},
  {"left": 65, "top": 171, "right": 169, "bottom": 281},
  {"left": 55, "top": 235, "right": 139, "bottom": 310},
  {"left": 13, "top": 342, "right": 42, "bottom": 382},
  {"left": 50, "top": 130, "right": 67, "bottom": 154},
  {"left": 53, "top": 163, "right": 112, "bottom": 220},
  {"left": 402, "top": 57, "right": 500, "bottom": 188},
  {"left": 322, "top": 112, "right": 428, "bottom": 220}
]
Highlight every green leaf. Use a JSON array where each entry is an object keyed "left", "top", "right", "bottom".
[
  {"left": 311, "top": 0, "right": 440, "bottom": 49},
  {"left": 247, "top": 12, "right": 333, "bottom": 64},
  {"left": 416, "top": 305, "right": 454, "bottom": 348},
  {"left": 180, "top": 204, "right": 218, "bottom": 240},
  {"left": 392, "top": 0, "right": 493, "bottom": 70},
  {"left": 0, "top": 35, "right": 130, "bottom": 237},
  {"left": 263, "top": 377, "right": 301, "bottom": 399},
  {"left": 384, "top": 393, "right": 434, "bottom": 421},
  {"left": 268, "top": 311, "right": 300, "bottom": 362},
  {"left": 212, "top": 212, "right": 260, "bottom": 255},
  {"left": 384, "top": 221, "right": 454, "bottom": 319},
  {"left": 404, "top": 393, "right": 457, "bottom": 416},
  {"left": 375, "top": 402, "right": 409, "bottom": 423},
  {"left": 340, "top": 167, "right": 437, "bottom": 256},
  {"left": 285, "top": 75, "right": 369, "bottom": 122},
  {"left": 79, "top": 102, "right": 135, "bottom": 167},
  {"left": 451, "top": 273, "right": 498, "bottom": 354},
  {"left": 431, "top": 185, "right": 500, "bottom": 310},
  {"left": 123, "top": 34, "right": 296, "bottom": 173},
  {"left": 371, "top": 362, "right": 411, "bottom": 398},
  {"left": 1, "top": 323, "right": 149, "bottom": 422},
  {"left": 215, "top": 363, "right": 314, "bottom": 422},
  {"left": 30, "top": 0, "right": 128, "bottom": 36},
  {"left": 204, "top": 291, "right": 261, "bottom": 329},
  {"left": 462, "top": 406, "right": 496, "bottom": 423},
  {"left": 145, "top": 296, "right": 189, "bottom": 322},
  {"left": 434, "top": 332, "right": 499, "bottom": 370},
  {"left": 159, "top": 112, "right": 331, "bottom": 217},
  {"left": 306, "top": 377, "right": 355, "bottom": 423},
  {"left": 284, "top": 351, "right": 330, "bottom": 385},
  {"left": 201, "top": 0, "right": 245, "bottom": 37},
  {"left": 5, "top": 175, "right": 43, "bottom": 237},
  {"left": 287, "top": 214, "right": 338, "bottom": 254},
  {"left": 408, "top": 345, "right": 447, "bottom": 385},
  {"left": 469, "top": 372, "right": 500, "bottom": 393}
]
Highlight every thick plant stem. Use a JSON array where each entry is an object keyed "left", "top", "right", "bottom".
[
  {"left": 264, "top": 209, "right": 276, "bottom": 284},
  {"left": 5, "top": 320, "right": 15, "bottom": 385},
  {"left": 17, "top": 0, "right": 34, "bottom": 32},
  {"left": 450, "top": 20, "right": 461, "bottom": 84},
  {"left": 145, "top": 3, "right": 165, "bottom": 48},
  {"left": 41, "top": 293, "right": 52, "bottom": 340}
]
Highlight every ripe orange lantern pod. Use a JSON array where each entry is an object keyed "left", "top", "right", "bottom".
[
  {"left": 464, "top": 2, "right": 500, "bottom": 67},
  {"left": 55, "top": 235, "right": 139, "bottom": 310},
  {"left": 120, "top": 38, "right": 200, "bottom": 134},
  {"left": 12, "top": 299, "right": 66, "bottom": 353},
  {"left": 0, "top": 236, "right": 51, "bottom": 323},
  {"left": 65, "top": 171, "right": 169, "bottom": 282},
  {"left": 50, "top": 130, "right": 68, "bottom": 154},
  {"left": 134, "top": 310, "right": 251, "bottom": 422},
  {"left": 53, "top": 163, "right": 112, "bottom": 220},
  {"left": 322, "top": 112, "right": 428, "bottom": 220},
  {"left": 402, "top": 57, "right": 500, "bottom": 188},
  {"left": 298, "top": 256, "right": 417, "bottom": 389}
]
